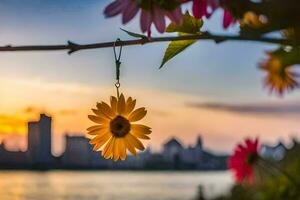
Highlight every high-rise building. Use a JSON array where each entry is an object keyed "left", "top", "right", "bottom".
[
  {"left": 27, "top": 114, "right": 52, "bottom": 167},
  {"left": 62, "top": 135, "right": 90, "bottom": 168}
]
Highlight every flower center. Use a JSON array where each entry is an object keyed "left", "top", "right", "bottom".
[
  {"left": 246, "top": 153, "right": 258, "bottom": 165},
  {"left": 110, "top": 115, "right": 131, "bottom": 137}
]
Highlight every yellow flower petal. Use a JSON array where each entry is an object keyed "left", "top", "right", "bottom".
[
  {"left": 89, "top": 133, "right": 111, "bottom": 145},
  {"left": 92, "top": 134, "right": 111, "bottom": 151},
  {"left": 93, "top": 143, "right": 102, "bottom": 151},
  {"left": 260, "top": 53, "right": 298, "bottom": 95},
  {"left": 117, "top": 94, "right": 126, "bottom": 115},
  {"left": 87, "top": 125, "right": 103, "bottom": 132},
  {"left": 125, "top": 97, "right": 136, "bottom": 116},
  {"left": 88, "top": 115, "right": 109, "bottom": 124},
  {"left": 124, "top": 136, "right": 137, "bottom": 156},
  {"left": 128, "top": 108, "right": 147, "bottom": 122},
  {"left": 87, "top": 126, "right": 109, "bottom": 136},
  {"left": 102, "top": 137, "right": 114, "bottom": 159},
  {"left": 127, "top": 97, "right": 133, "bottom": 104},
  {"left": 113, "top": 138, "right": 120, "bottom": 161},
  {"left": 92, "top": 108, "right": 111, "bottom": 119},
  {"left": 131, "top": 131, "right": 150, "bottom": 140},
  {"left": 119, "top": 139, "right": 126, "bottom": 160},
  {"left": 97, "top": 102, "right": 115, "bottom": 118},
  {"left": 131, "top": 124, "right": 152, "bottom": 135},
  {"left": 110, "top": 96, "right": 118, "bottom": 114},
  {"left": 126, "top": 134, "right": 145, "bottom": 151}
]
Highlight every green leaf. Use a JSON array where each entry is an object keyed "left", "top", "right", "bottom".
[
  {"left": 272, "top": 47, "right": 300, "bottom": 66},
  {"left": 166, "top": 12, "right": 203, "bottom": 34},
  {"left": 160, "top": 34, "right": 196, "bottom": 69},
  {"left": 120, "top": 28, "right": 147, "bottom": 39},
  {"left": 159, "top": 12, "right": 202, "bottom": 68}
]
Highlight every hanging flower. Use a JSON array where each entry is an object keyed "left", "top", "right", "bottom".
[
  {"left": 260, "top": 52, "right": 299, "bottom": 96},
  {"left": 228, "top": 138, "right": 260, "bottom": 184},
  {"left": 191, "top": 0, "right": 219, "bottom": 19},
  {"left": 104, "top": 0, "right": 183, "bottom": 36},
  {"left": 87, "top": 94, "right": 151, "bottom": 161}
]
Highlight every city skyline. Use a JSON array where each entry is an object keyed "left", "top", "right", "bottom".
[
  {"left": 0, "top": 111, "right": 298, "bottom": 156},
  {"left": 0, "top": 113, "right": 227, "bottom": 170},
  {"left": 1, "top": 0, "right": 300, "bottom": 155},
  {"left": 0, "top": 113, "right": 291, "bottom": 171}
]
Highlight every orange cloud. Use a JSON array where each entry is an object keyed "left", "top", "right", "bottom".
[
  {"left": 0, "top": 114, "right": 27, "bottom": 135},
  {"left": 58, "top": 109, "right": 77, "bottom": 116}
]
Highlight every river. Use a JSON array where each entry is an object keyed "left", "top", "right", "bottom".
[{"left": 0, "top": 171, "right": 233, "bottom": 200}]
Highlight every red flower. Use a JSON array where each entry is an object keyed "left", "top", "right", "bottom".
[
  {"left": 223, "top": 9, "right": 235, "bottom": 28},
  {"left": 229, "top": 138, "right": 260, "bottom": 184},
  {"left": 192, "top": 0, "right": 219, "bottom": 19},
  {"left": 190, "top": 0, "right": 235, "bottom": 28}
]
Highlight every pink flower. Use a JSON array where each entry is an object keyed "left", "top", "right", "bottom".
[
  {"left": 228, "top": 138, "right": 260, "bottom": 184},
  {"left": 140, "top": 3, "right": 182, "bottom": 36},
  {"left": 192, "top": 0, "right": 219, "bottom": 19},
  {"left": 104, "top": 0, "right": 140, "bottom": 24},
  {"left": 104, "top": 0, "right": 183, "bottom": 37},
  {"left": 223, "top": 9, "right": 235, "bottom": 28},
  {"left": 190, "top": 0, "right": 235, "bottom": 28}
]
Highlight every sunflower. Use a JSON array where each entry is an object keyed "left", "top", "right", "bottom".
[
  {"left": 260, "top": 53, "right": 299, "bottom": 96},
  {"left": 87, "top": 94, "right": 151, "bottom": 161}
]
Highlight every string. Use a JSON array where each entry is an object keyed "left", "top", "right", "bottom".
[{"left": 113, "top": 38, "right": 122, "bottom": 99}]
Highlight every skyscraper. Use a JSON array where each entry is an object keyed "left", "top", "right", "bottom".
[{"left": 27, "top": 114, "right": 52, "bottom": 167}]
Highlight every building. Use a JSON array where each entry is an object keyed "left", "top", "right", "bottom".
[
  {"left": 27, "top": 114, "right": 53, "bottom": 168},
  {"left": 261, "top": 141, "right": 287, "bottom": 161},
  {"left": 62, "top": 135, "right": 112, "bottom": 169},
  {"left": 161, "top": 136, "right": 227, "bottom": 170},
  {"left": 0, "top": 143, "right": 29, "bottom": 168},
  {"left": 181, "top": 136, "right": 203, "bottom": 166},
  {"left": 163, "top": 137, "right": 183, "bottom": 163},
  {"left": 113, "top": 147, "right": 152, "bottom": 169},
  {"left": 0, "top": 113, "right": 228, "bottom": 170},
  {"left": 62, "top": 135, "right": 91, "bottom": 168},
  {"left": 162, "top": 136, "right": 204, "bottom": 168}
]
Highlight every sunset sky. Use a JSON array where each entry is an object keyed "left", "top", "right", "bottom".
[{"left": 0, "top": 0, "right": 300, "bottom": 155}]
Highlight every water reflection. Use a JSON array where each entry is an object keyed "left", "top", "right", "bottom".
[{"left": 0, "top": 171, "right": 232, "bottom": 200}]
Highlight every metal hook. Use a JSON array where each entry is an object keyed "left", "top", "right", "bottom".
[
  {"left": 113, "top": 38, "right": 123, "bottom": 99},
  {"left": 113, "top": 38, "right": 122, "bottom": 64},
  {"left": 113, "top": 38, "right": 123, "bottom": 82}
]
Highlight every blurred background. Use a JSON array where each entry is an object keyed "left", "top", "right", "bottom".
[{"left": 0, "top": 0, "right": 299, "bottom": 199}]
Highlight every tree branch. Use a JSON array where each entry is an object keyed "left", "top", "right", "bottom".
[{"left": 0, "top": 33, "right": 293, "bottom": 54}]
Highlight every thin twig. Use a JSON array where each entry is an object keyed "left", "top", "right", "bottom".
[{"left": 0, "top": 33, "right": 294, "bottom": 54}]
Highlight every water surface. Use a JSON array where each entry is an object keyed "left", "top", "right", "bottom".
[{"left": 0, "top": 171, "right": 233, "bottom": 200}]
